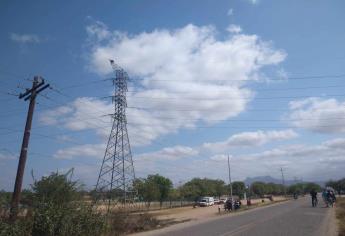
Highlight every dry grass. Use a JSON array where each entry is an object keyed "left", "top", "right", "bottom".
[
  {"left": 104, "top": 212, "right": 189, "bottom": 235},
  {"left": 336, "top": 197, "right": 345, "bottom": 236}
]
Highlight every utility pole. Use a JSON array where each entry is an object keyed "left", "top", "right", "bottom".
[
  {"left": 10, "top": 76, "right": 50, "bottom": 221},
  {"left": 280, "top": 167, "right": 286, "bottom": 198},
  {"left": 227, "top": 154, "right": 233, "bottom": 200}
]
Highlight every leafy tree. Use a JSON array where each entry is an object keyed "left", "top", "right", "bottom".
[
  {"left": 214, "top": 180, "right": 226, "bottom": 198},
  {"left": 232, "top": 181, "right": 246, "bottom": 198},
  {"left": 303, "top": 182, "right": 321, "bottom": 193},
  {"left": 326, "top": 179, "right": 342, "bottom": 195},
  {"left": 168, "top": 188, "right": 181, "bottom": 201},
  {"left": 288, "top": 183, "right": 304, "bottom": 194},
  {"left": 1, "top": 170, "right": 106, "bottom": 236},
  {"left": 31, "top": 170, "right": 81, "bottom": 206},
  {"left": 180, "top": 178, "right": 227, "bottom": 200},
  {"left": 147, "top": 174, "right": 173, "bottom": 207},
  {"left": 266, "top": 183, "right": 284, "bottom": 195},
  {"left": 250, "top": 182, "right": 266, "bottom": 196}
]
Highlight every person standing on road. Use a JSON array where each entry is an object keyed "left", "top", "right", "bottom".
[{"left": 310, "top": 190, "right": 318, "bottom": 207}]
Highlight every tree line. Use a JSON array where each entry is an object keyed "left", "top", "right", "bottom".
[
  {"left": 326, "top": 178, "right": 345, "bottom": 195},
  {"left": 130, "top": 175, "right": 325, "bottom": 205}
]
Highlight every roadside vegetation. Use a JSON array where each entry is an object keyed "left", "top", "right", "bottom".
[
  {"left": 326, "top": 178, "right": 345, "bottom": 195},
  {"left": 1, "top": 170, "right": 332, "bottom": 236},
  {"left": 287, "top": 182, "right": 322, "bottom": 195},
  {"left": 336, "top": 197, "right": 345, "bottom": 236}
]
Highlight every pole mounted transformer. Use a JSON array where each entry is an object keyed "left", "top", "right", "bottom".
[{"left": 94, "top": 60, "right": 136, "bottom": 210}]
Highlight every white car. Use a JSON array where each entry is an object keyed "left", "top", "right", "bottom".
[{"left": 199, "top": 197, "right": 215, "bottom": 206}]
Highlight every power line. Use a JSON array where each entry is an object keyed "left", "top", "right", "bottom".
[
  {"left": 124, "top": 93, "right": 345, "bottom": 101},
  {"left": 126, "top": 84, "right": 345, "bottom": 94},
  {"left": 126, "top": 74, "right": 345, "bottom": 82}
]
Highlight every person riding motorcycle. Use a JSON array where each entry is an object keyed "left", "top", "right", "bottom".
[{"left": 326, "top": 189, "right": 336, "bottom": 207}]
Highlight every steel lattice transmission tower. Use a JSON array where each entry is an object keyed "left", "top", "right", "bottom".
[{"left": 94, "top": 60, "right": 136, "bottom": 209}]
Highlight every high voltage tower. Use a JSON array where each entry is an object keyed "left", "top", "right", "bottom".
[{"left": 94, "top": 60, "right": 136, "bottom": 210}]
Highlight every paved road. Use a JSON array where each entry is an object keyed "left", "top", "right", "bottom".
[{"left": 138, "top": 197, "right": 336, "bottom": 236}]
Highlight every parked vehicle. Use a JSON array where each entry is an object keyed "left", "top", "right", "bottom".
[
  {"left": 199, "top": 197, "right": 215, "bottom": 206},
  {"left": 219, "top": 198, "right": 228, "bottom": 204}
]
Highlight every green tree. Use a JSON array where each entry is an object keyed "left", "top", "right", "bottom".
[
  {"left": 303, "top": 182, "right": 321, "bottom": 193},
  {"left": 250, "top": 182, "right": 266, "bottom": 196},
  {"left": 213, "top": 180, "right": 226, "bottom": 198},
  {"left": 29, "top": 170, "right": 105, "bottom": 236},
  {"left": 180, "top": 178, "right": 227, "bottom": 200},
  {"left": 232, "top": 181, "right": 246, "bottom": 198},
  {"left": 147, "top": 174, "right": 173, "bottom": 207},
  {"left": 31, "top": 170, "right": 81, "bottom": 206},
  {"left": 265, "top": 183, "right": 284, "bottom": 195},
  {"left": 326, "top": 179, "right": 342, "bottom": 195},
  {"left": 288, "top": 183, "right": 304, "bottom": 194}
]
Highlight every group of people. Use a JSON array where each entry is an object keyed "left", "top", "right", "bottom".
[
  {"left": 310, "top": 187, "right": 336, "bottom": 207},
  {"left": 224, "top": 198, "right": 241, "bottom": 211}
]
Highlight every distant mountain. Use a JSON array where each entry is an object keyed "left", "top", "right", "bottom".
[
  {"left": 243, "top": 176, "right": 325, "bottom": 187},
  {"left": 244, "top": 176, "right": 296, "bottom": 186}
]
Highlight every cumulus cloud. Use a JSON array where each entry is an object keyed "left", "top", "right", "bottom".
[
  {"left": 87, "top": 23, "right": 284, "bottom": 144},
  {"left": 10, "top": 33, "right": 41, "bottom": 43},
  {"left": 242, "top": 138, "right": 345, "bottom": 179},
  {"left": 286, "top": 97, "right": 345, "bottom": 133},
  {"left": 41, "top": 22, "right": 286, "bottom": 147},
  {"left": 226, "top": 24, "right": 242, "bottom": 34},
  {"left": 40, "top": 97, "right": 112, "bottom": 138},
  {"left": 135, "top": 138, "right": 345, "bottom": 183},
  {"left": 209, "top": 154, "right": 229, "bottom": 161},
  {"left": 134, "top": 129, "right": 298, "bottom": 161},
  {"left": 54, "top": 143, "right": 105, "bottom": 159},
  {"left": 137, "top": 145, "right": 198, "bottom": 161},
  {"left": 86, "top": 20, "right": 111, "bottom": 42},
  {"left": 203, "top": 129, "right": 298, "bottom": 151}
]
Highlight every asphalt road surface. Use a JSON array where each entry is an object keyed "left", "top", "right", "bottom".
[{"left": 138, "top": 197, "right": 336, "bottom": 236}]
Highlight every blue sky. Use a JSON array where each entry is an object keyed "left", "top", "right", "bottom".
[{"left": 1, "top": 0, "right": 345, "bottom": 190}]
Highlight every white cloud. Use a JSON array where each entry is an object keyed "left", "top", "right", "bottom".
[
  {"left": 227, "top": 8, "right": 234, "bottom": 16},
  {"left": 209, "top": 154, "right": 229, "bottom": 161},
  {"left": 83, "top": 22, "right": 284, "bottom": 145},
  {"left": 286, "top": 97, "right": 345, "bottom": 133},
  {"left": 40, "top": 97, "right": 112, "bottom": 138},
  {"left": 40, "top": 106, "right": 74, "bottom": 125},
  {"left": 203, "top": 129, "right": 298, "bottom": 151},
  {"left": 226, "top": 24, "right": 242, "bottom": 34},
  {"left": 239, "top": 138, "right": 345, "bottom": 179},
  {"left": 10, "top": 33, "right": 41, "bottom": 43},
  {"left": 137, "top": 145, "right": 198, "bottom": 161},
  {"left": 54, "top": 143, "right": 105, "bottom": 159},
  {"left": 86, "top": 20, "right": 111, "bottom": 42},
  {"left": 41, "top": 23, "right": 286, "bottom": 147}
]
